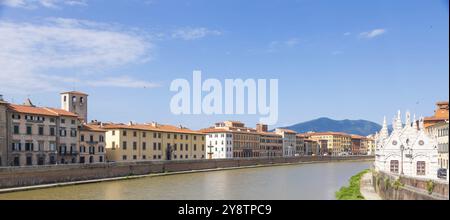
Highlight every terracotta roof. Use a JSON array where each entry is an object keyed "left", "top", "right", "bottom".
[
  {"left": 258, "top": 131, "right": 282, "bottom": 137},
  {"left": 424, "top": 116, "right": 449, "bottom": 121},
  {"left": 81, "top": 124, "right": 106, "bottom": 132},
  {"left": 8, "top": 104, "right": 78, "bottom": 117},
  {"left": 103, "top": 123, "right": 204, "bottom": 135},
  {"left": 60, "top": 91, "right": 88, "bottom": 96},
  {"left": 350, "top": 134, "right": 367, "bottom": 140},
  {"left": 275, "top": 128, "right": 297, "bottom": 134},
  {"left": 44, "top": 107, "right": 79, "bottom": 117}
]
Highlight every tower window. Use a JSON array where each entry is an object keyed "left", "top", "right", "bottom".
[
  {"left": 72, "top": 96, "right": 76, "bottom": 102},
  {"left": 80, "top": 97, "right": 84, "bottom": 103}
]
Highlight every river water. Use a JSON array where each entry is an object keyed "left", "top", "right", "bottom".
[{"left": 0, "top": 161, "right": 371, "bottom": 200}]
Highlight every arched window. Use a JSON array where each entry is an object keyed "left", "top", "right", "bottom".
[{"left": 72, "top": 96, "right": 76, "bottom": 102}]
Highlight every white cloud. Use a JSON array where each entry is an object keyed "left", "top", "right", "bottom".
[
  {"left": 0, "top": 0, "right": 87, "bottom": 8},
  {"left": 359, "top": 28, "right": 386, "bottom": 39},
  {"left": 285, "top": 38, "right": 299, "bottom": 47},
  {"left": 172, "top": 27, "right": 222, "bottom": 40},
  {"left": 267, "top": 38, "right": 300, "bottom": 52},
  {"left": 0, "top": 18, "right": 156, "bottom": 93}
]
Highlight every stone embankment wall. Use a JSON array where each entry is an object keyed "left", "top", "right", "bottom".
[
  {"left": 0, "top": 156, "right": 373, "bottom": 189},
  {"left": 372, "top": 171, "right": 449, "bottom": 200}
]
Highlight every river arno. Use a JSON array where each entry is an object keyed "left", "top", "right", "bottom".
[{"left": 0, "top": 161, "right": 371, "bottom": 200}]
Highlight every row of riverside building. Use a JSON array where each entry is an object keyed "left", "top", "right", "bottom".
[{"left": 0, "top": 91, "right": 375, "bottom": 167}]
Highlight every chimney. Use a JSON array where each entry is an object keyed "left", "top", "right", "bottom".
[
  {"left": 151, "top": 121, "right": 158, "bottom": 127},
  {"left": 128, "top": 121, "right": 133, "bottom": 126},
  {"left": 256, "top": 123, "right": 268, "bottom": 132}
]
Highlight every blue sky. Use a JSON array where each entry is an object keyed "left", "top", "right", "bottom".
[{"left": 0, "top": 0, "right": 448, "bottom": 130}]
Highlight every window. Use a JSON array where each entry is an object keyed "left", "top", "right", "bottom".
[
  {"left": 61, "top": 119, "right": 65, "bottom": 124},
  {"left": 26, "top": 156, "right": 32, "bottom": 166},
  {"left": 153, "top": 133, "right": 157, "bottom": 138},
  {"left": 80, "top": 97, "right": 84, "bottom": 103},
  {"left": 13, "top": 125, "right": 19, "bottom": 134},
  {"left": 158, "top": 133, "right": 161, "bottom": 138},
  {"left": 194, "top": 136, "right": 197, "bottom": 140},
  {"left": 417, "top": 161, "right": 426, "bottom": 176},
  {"left": 133, "top": 131, "right": 137, "bottom": 137},
  {"left": 153, "top": 143, "right": 157, "bottom": 150},
  {"left": 133, "top": 142, "right": 137, "bottom": 150},
  {"left": 174, "top": 134, "right": 177, "bottom": 139},
  {"left": 81, "top": 135, "right": 85, "bottom": 142},
  {"left": 71, "top": 129, "right": 77, "bottom": 137},
  {"left": 50, "top": 118, "right": 55, "bottom": 123},
  {"left": 158, "top": 155, "right": 161, "bottom": 159},
  {"left": 71, "top": 120, "right": 75, "bottom": 125},
  {"left": 194, "top": 144, "right": 197, "bottom": 151},
  {"left": 112, "top": 141, "right": 116, "bottom": 150},
  {"left": 72, "top": 96, "right": 76, "bottom": 102},
  {"left": 122, "top": 141, "right": 127, "bottom": 150},
  {"left": 153, "top": 155, "right": 157, "bottom": 159},
  {"left": 26, "top": 126, "right": 32, "bottom": 135},
  {"left": 185, "top": 135, "right": 188, "bottom": 140},
  {"left": 89, "top": 135, "right": 94, "bottom": 142},
  {"left": 167, "top": 134, "right": 171, "bottom": 139},
  {"left": 143, "top": 142, "right": 146, "bottom": 150},
  {"left": 133, "top": 155, "right": 137, "bottom": 160},
  {"left": 112, "top": 131, "right": 115, "bottom": 136},
  {"left": 122, "top": 155, "right": 127, "bottom": 160},
  {"left": 50, "top": 127, "right": 55, "bottom": 136},
  {"left": 390, "top": 160, "right": 399, "bottom": 173},
  {"left": 143, "top": 132, "right": 146, "bottom": 138},
  {"left": 186, "top": 144, "right": 188, "bottom": 151},
  {"left": 158, "top": 143, "right": 161, "bottom": 150},
  {"left": 174, "top": 144, "right": 177, "bottom": 151},
  {"left": 25, "top": 142, "right": 33, "bottom": 151},
  {"left": 123, "top": 131, "right": 127, "bottom": 136},
  {"left": 60, "top": 128, "right": 67, "bottom": 137},
  {"left": 143, "top": 155, "right": 146, "bottom": 160}
]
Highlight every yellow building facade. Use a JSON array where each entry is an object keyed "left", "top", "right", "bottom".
[{"left": 103, "top": 122, "right": 206, "bottom": 162}]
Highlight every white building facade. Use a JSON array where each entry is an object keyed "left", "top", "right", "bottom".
[
  {"left": 375, "top": 111, "right": 442, "bottom": 181},
  {"left": 205, "top": 132, "right": 233, "bottom": 159},
  {"left": 275, "top": 129, "right": 297, "bottom": 157}
]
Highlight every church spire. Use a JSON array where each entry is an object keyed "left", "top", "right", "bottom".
[
  {"left": 380, "top": 116, "right": 389, "bottom": 139},
  {"left": 412, "top": 114, "right": 418, "bottom": 130},
  {"left": 405, "top": 111, "right": 411, "bottom": 128},
  {"left": 394, "top": 110, "right": 403, "bottom": 131}
]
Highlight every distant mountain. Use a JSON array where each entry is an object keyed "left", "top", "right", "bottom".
[{"left": 278, "top": 117, "right": 382, "bottom": 136}]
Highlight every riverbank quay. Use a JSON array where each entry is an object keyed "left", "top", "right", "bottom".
[
  {"left": 372, "top": 171, "right": 449, "bottom": 200},
  {"left": 360, "top": 171, "right": 381, "bottom": 200},
  {"left": 0, "top": 156, "right": 373, "bottom": 193},
  {"left": 335, "top": 169, "right": 369, "bottom": 200}
]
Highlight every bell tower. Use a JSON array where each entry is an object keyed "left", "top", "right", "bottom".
[{"left": 60, "top": 91, "right": 88, "bottom": 122}]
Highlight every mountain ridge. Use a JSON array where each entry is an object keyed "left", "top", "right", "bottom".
[{"left": 277, "top": 117, "right": 382, "bottom": 136}]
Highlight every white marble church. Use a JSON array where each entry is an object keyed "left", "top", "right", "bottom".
[{"left": 374, "top": 111, "right": 440, "bottom": 181}]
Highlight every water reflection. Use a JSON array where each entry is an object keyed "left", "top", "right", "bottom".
[{"left": 0, "top": 161, "right": 371, "bottom": 200}]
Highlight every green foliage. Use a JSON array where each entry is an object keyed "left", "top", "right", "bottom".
[
  {"left": 392, "top": 178, "right": 404, "bottom": 190},
  {"left": 426, "top": 180, "right": 435, "bottom": 195},
  {"left": 335, "top": 169, "right": 369, "bottom": 200},
  {"left": 384, "top": 177, "right": 391, "bottom": 190}
]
